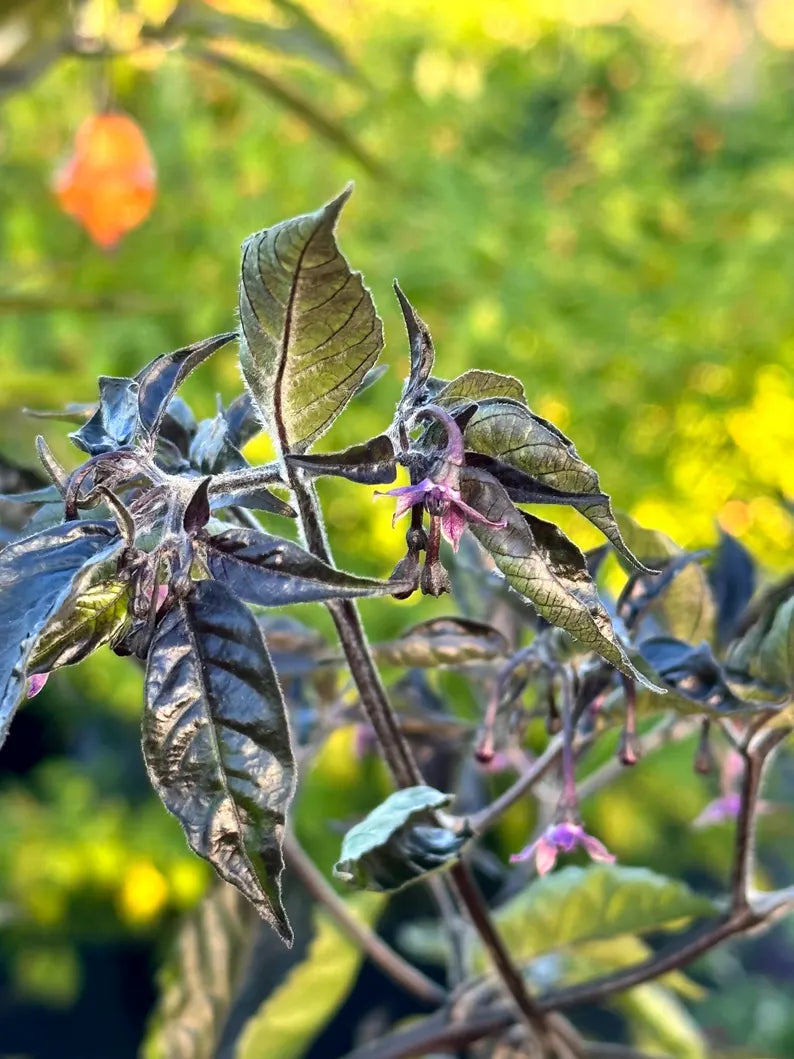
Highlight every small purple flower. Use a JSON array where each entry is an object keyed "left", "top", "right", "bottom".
[
  {"left": 694, "top": 792, "right": 773, "bottom": 829},
  {"left": 26, "top": 672, "right": 49, "bottom": 698},
  {"left": 377, "top": 476, "right": 505, "bottom": 552},
  {"left": 510, "top": 821, "right": 616, "bottom": 876}
]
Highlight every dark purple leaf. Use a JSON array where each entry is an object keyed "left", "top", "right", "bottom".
[
  {"left": 286, "top": 434, "right": 396, "bottom": 485},
  {"left": 203, "top": 527, "right": 410, "bottom": 606},
  {"left": 69, "top": 376, "right": 139, "bottom": 456},
  {"left": 143, "top": 578, "right": 295, "bottom": 942}
]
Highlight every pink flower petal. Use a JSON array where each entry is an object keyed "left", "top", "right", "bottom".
[
  {"left": 440, "top": 506, "right": 467, "bottom": 551},
  {"left": 448, "top": 494, "right": 508, "bottom": 530},
  {"left": 509, "top": 837, "right": 540, "bottom": 865},
  {"left": 580, "top": 832, "right": 616, "bottom": 864},
  {"left": 535, "top": 837, "right": 559, "bottom": 875},
  {"left": 26, "top": 672, "right": 49, "bottom": 698}
]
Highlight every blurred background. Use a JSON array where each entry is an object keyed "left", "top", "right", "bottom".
[{"left": 1, "top": 1, "right": 794, "bottom": 1056}]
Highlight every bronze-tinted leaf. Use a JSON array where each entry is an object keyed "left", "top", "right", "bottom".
[
  {"left": 458, "top": 468, "right": 658, "bottom": 688},
  {"left": 394, "top": 282, "right": 435, "bottom": 417},
  {"left": 239, "top": 187, "right": 383, "bottom": 455},
  {"left": 437, "top": 370, "right": 526, "bottom": 406},
  {"left": 373, "top": 617, "right": 508, "bottom": 667},
  {"left": 143, "top": 578, "right": 295, "bottom": 943},
  {"left": 453, "top": 399, "right": 650, "bottom": 571}
]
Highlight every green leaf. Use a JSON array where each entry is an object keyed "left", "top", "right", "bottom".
[
  {"left": 143, "top": 883, "right": 256, "bottom": 1059},
  {"left": 491, "top": 865, "right": 716, "bottom": 968},
  {"left": 756, "top": 596, "right": 794, "bottom": 692},
  {"left": 617, "top": 983, "right": 707, "bottom": 1059},
  {"left": 372, "top": 616, "right": 508, "bottom": 667},
  {"left": 452, "top": 399, "right": 649, "bottom": 570},
  {"left": 239, "top": 187, "right": 383, "bottom": 456},
  {"left": 236, "top": 893, "right": 385, "bottom": 1059},
  {"left": 143, "top": 579, "right": 296, "bottom": 943},
  {"left": 27, "top": 577, "right": 130, "bottom": 675},
  {"left": 437, "top": 370, "right": 526, "bottom": 405},
  {"left": 615, "top": 513, "right": 717, "bottom": 644},
  {"left": 334, "top": 786, "right": 466, "bottom": 892},
  {"left": 459, "top": 469, "right": 656, "bottom": 687}
]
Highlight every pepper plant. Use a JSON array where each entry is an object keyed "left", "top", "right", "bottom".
[{"left": 1, "top": 188, "right": 793, "bottom": 1058}]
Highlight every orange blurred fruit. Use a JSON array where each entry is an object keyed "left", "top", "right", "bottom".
[{"left": 54, "top": 112, "right": 157, "bottom": 249}]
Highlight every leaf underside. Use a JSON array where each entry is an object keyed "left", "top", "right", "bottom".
[{"left": 239, "top": 186, "right": 383, "bottom": 455}]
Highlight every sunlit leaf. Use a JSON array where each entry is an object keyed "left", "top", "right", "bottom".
[
  {"left": 452, "top": 399, "right": 649, "bottom": 570},
  {"left": 0, "top": 520, "right": 119, "bottom": 746},
  {"left": 143, "top": 578, "right": 296, "bottom": 942},
  {"left": 617, "top": 982, "right": 708, "bottom": 1059},
  {"left": 334, "top": 786, "right": 466, "bottom": 892},
  {"left": 372, "top": 616, "right": 508, "bottom": 667},
  {"left": 490, "top": 865, "right": 716, "bottom": 968},
  {"left": 438, "top": 369, "right": 526, "bottom": 405},
  {"left": 203, "top": 526, "right": 409, "bottom": 606},
  {"left": 27, "top": 577, "right": 130, "bottom": 675},
  {"left": 459, "top": 468, "right": 656, "bottom": 687},
  {"left": 236, "top": 893, "right": 385, "bottom": 1059},
  {"left": 238, "top": 186, "right": 383, "bottom": 455}
]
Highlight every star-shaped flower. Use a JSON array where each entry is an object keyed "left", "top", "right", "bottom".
[
  {"left": 510, "top": 821, "right": 615, "bottom": 875},
  {"left": 377, "top": 476, "right": 505, "bottom": 551}
]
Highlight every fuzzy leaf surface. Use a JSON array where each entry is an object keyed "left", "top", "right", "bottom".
[
  {"left": 69, "top": 376, "right": 139, "bottom": 455},
  {"left": 136, "top": 332, "right": 237, "bottom": 440},
  {"left": 454, "top": 399, "right": 649, "bottom": 570},
  {"left": 0, "top": 520, "right": 119, "bottom": 746},
  {"left": 143, "top": 578, "right": 295, "bottom": 942},
  {"left": 239, "top": 187, "right": 382, "bottom": 455},
  {"left": 460, "top": 469, "right": 655, "bottom": 686}
]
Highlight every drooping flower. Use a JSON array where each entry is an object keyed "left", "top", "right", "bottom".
[
  {"left": 54, "top": 112, "right": 157, "bottom": 248},
  {"left": 510, "top": 820, "right": 615, "bottom": 875},
  {"left": 376, "top": 405, "right": 505, "bottom": 551},
  {"left": 693, "top": 793, "right": 741, "bottom": 828}
]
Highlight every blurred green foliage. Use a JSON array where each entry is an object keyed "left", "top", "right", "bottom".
[{"left": 2, "top": 0, "right": 794, "bottom": 1055}]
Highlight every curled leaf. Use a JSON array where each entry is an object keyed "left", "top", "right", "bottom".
[
  {"left": 143, "top": 578, "right": 295, "bottom": 943},
  {"left": 69, "top": 376, "right": 139, "bottom": 456},
  {"left": 334, "top": 786, "right": 466, "bottom": 892}
]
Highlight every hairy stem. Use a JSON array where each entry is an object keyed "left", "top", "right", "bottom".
[{"left": 284, "top": 833, "right": 445, "bottom": 1006}]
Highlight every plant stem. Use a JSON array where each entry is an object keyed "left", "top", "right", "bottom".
[
  {"left": 286, "top": 467, "right": 566, "bottom": 1052},
  {"left": 471, "top": 734, "right": 564, "bottom": 835},
  {"left": 284, "top": 833, "right": 445, "bottom": 1006}
]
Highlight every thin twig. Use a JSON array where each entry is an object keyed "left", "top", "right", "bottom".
[
  {"left": 284, "top": 833, "right": 445, "bottom": 1005},
  {"left": 471, "top": 734, "right": 564, "bottom": 835}
]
